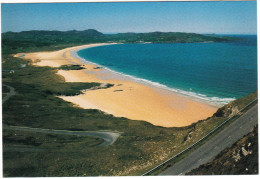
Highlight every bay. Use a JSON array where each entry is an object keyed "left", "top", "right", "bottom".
[{"left": 77, "top": 35, "right": 257, "bottom": 106}]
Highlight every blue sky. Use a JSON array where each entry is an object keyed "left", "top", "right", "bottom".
[{"left": 1, "top": 1, "right": 257, "bottom": 34}]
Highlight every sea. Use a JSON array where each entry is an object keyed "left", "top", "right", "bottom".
[{"left": 77, "top": 35, "right": 257, "bottom": 107}]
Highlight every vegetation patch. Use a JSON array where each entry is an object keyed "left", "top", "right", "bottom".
[
  {"left": 58, "top": 65, "right": 85, "bottom": 71},
  {"left": 114, "top": 90, "right": 123, "bottom": 92}
]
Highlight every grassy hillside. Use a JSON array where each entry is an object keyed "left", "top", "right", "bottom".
[{"left": 1, "top": 34, "right": 255, "bottom": 176}]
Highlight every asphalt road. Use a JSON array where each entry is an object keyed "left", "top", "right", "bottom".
[
  {"left": 2, "top": 84, "right": 15, "bottom": 104},
  {"left": 3, "top": 125, "right": 121, "bottom": 147},
  {"left": 2, "top": 84, "right": 121, "bottom": 147},
  {"left": 159, "top": 103, "right": 258, "bottom": 175}
]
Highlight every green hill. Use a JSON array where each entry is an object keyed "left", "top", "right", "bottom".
[{"left": 2, "top": 29, "right": 238, "bottom": 54}]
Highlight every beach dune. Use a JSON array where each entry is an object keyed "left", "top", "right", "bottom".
[{"left": 18, "top": 43, "right": 218, "bottom": 127}]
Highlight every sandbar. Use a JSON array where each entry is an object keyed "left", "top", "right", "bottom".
[{"left": 16, "top": 43, "right": 218, "bottom": 127}]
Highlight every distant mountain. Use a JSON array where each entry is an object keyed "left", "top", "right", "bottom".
[
  {"left": 2, "top": 29, "right": 239, "bottom": 54},
  {"left": 65, "top": 29, "right": 104, "bottom": 37},
  {"left": 107, "top": 31, "right": 237, "bottom": 43},
  {"left": 2, "top": 29, "right": 237, "bottom": 43},
  {"left": 3, "top": 29, "right": 104, "bottom": 39}
]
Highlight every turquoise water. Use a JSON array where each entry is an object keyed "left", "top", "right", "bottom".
[{"left": 77, "top": 35, "right": 257, "bottom": 106}]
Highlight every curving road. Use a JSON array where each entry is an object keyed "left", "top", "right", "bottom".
[
  {"left": 2, "top": 84, "right": 15, "bottom": 104},
  {"left": 2, "top": 84, "right": 121, "bottom": 147},
  {"left": 159, "top": 103, "right": 258, "bottom": 175},
  {"left": 3, "top": 125, "right": 121, "bottom": 147}
]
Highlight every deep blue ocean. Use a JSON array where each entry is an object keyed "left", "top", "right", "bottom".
[{"left": 77, "top": 35, "right": 257, "bottom": 106}]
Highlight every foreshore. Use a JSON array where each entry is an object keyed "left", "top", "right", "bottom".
[{"left": 16, "top": 43, "right": 218, "bottom": 127}]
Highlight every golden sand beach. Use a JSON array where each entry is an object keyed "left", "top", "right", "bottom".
[{"left": 16, "top": 43, "right": 218, "bottom": 127}]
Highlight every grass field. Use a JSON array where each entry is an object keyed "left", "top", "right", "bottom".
[{"left": 2, "top": 42, "right": 257, "bottom": 176}]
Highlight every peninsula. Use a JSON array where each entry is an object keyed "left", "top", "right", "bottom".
[{"left": 2, "top": 29, "right": 237, "bottom": 53}]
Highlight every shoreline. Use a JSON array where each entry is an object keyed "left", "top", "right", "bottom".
[
  {"left": 75, "top": 44, "right": 235, "bottom": 107},
  {"left": 17, "top": 43, "right": 218, "bottom": 127}
]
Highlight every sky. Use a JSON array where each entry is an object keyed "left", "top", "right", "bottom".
[{"left": 1, "top": 1, "right": 257, "bottom": 34}]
